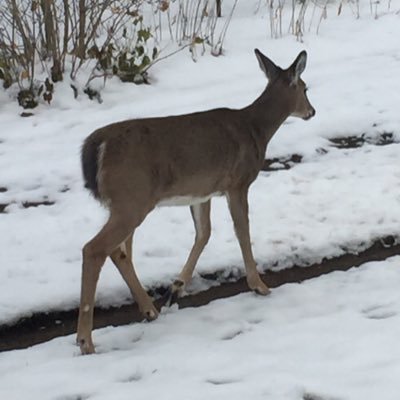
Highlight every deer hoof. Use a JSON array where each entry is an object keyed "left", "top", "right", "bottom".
[
  {"left": 254, "top": 285, "right": 271, "bottom": 296},
  {"left": 78, "top": 337, "right": 95, "bottom": 355},
  {"left": 248, "top": 278, "right": 270, "bottom": 296},
  {"left": 166, "top": 279, "right": 185, "bottom": 306},
  {"left": 143, "top": 306, "right": 159, "bottom": 321}
]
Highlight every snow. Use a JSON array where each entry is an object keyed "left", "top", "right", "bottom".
[
  {"left": 1, "top": 0, "right": 400, "bottom": 331},
  {"left": 1, "top": 257, "right": 400, "bottom": 400}
]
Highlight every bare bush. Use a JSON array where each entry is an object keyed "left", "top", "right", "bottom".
[
  {"left": 266, "top": 0, "right": 331, "bottom": 41},
  {"left": 0, "top": 0, "right": 237, "bottom": 108},
  {"left": 265, "top": 0, "right": 397, "bottom": 41},
  {"left": 0, "top": 0, "right": 150, "bottom": 106},
  {"left": 169, "top": 0, "right": 238, "bottom": 59}
]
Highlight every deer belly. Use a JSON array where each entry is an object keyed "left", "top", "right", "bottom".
[{"left": 157, "top": 193, "right": 222, "bottom": 207}]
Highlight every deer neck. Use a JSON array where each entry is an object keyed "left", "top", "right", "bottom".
[{"left": 243, "top": 85, "right": 292, "bottom": 146}]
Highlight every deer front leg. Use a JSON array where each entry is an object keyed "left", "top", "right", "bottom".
[
  {"left": 227, "top": 189, "right": 270, "bottom": 296},
  {"left": 168, "top": 200, "right": 211, "bottom": 304},
  {"left": 110, "top": 233, "right": 158, "bottom": 321}
]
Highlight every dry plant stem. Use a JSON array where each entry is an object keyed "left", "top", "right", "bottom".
[
  {"left": 206, "top": 6, "right": 218, "bottom": 45},
  {"left": 84, "top": 1, "right": 110, "bottom": 52},
  {"left": 308, "top": 1, "right": 318, "bottom": 32},
  {"left": 166, "top": 6, "right": 174, "bottom": 41},
  {"left": 342, "top": 0, "right": 358, "bottom": 18},
  {"left": 316, "top": 1, "right": 329, "bottom": 35},
  {"left": 290, "top": 0, "right": 295, "bottom": 35},
  {"left": 62, "top": 0, "right": 69, "bottom": 69},
  {"left": 268, "top": 0, "right": 283, "bottom": 38},
  {"left": 51, "top": 1, "right": 61, "bottom": 68},
  {"left": 255, "top": 0, "right": 263, "bottom": 14},
  {"left": 268, "top": 0, "right": 274, "bottom": 38},
  {"left": 151, "top": 3, "right": 162, "bottom": 43},
  {"left": 41, "top": 1, "right": 56, "bottom": 59},
  {"left": 297, "top": 1, "right": 309, "bottom": 41},
  {"left": 216, "top": 0, "right": 222, "bottom": 17},
  {"left": 40, "top": 0, "right": 62, "bottom": 81},
  {"left": 78, "top": 0, "right": 86, "bottom": 59},
  {"left": 30, "top": 2, "right": 36, "bottom": 89},
  {"left": 212, "top": 0, "right": 238, "bottom": 55},
  {"left": 278, "top": 2, "right": 283, "bottom": 37},
  {"left": 10, "top": 0, "right": 33, "bottom": 63},
  {"left": 175, "top": 2, "right": 183, "bottom": 45}
]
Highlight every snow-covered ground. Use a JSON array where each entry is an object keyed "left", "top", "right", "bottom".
[
  {"left": 1, "top": 257, "right": 400, "bottom": 400},
  {"left": 1, "top": 0, "right": 400, "bottom": 327}
]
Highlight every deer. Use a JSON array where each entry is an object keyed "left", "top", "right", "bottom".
[{"left": 77, "top": 49, "right": 315, "bottom": 354}]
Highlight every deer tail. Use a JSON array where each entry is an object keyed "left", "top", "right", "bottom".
[{"left": 81, "top": 134, "right": 104, "bottom": 200}]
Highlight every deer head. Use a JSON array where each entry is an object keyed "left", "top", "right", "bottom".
[{"left": 255, "top": 49, "right": 315, "bottom": 120}]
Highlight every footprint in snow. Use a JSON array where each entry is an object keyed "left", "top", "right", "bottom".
[
  {"left": 220, "top": 329, "right": 244, "bottom": 341},
  {"left": 362, "top": 304, "right": 397, "bottom": 320},
  {"left": 120, "top": 372, "right": 143, "bottom": 383},
  {"left": 56, "top": 395, "right": 90, "bottom": 400},
  {"left": 219, "top": 323, "right": 253, "bottom": 340},
  {"left": 303, "top": 392, "right": 342, "bottom": 400},
  {"left": 206, "top": 378, "right": 240, "bottom": 385}
]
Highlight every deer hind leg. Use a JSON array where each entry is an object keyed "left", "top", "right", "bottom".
[
  {"left": 227, "top": 189, "right": 270, "bottom": 296},
  {"left": 168, "top": 200, "right": 211, "bottom": 304},
  {"left": 110, "top": 232, "right": 158, "bottom": 321},
  {"left": 77, "top": 210, "right": 147, "bottom": 355}
]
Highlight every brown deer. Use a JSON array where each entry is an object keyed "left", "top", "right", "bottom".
[{"left": 77, "top": 49, "right": 315, "bottom": 354}]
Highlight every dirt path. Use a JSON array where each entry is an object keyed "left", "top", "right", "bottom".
[{"left": 1, "top": 235, "right": 398, "bottom": 352}]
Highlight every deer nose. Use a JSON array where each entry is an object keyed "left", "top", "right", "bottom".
[
  {"left": 304, "top": 107, "right": 316, "bottom": 120},
  {"left": 309, "top": 107, "right": 316, "bottom": 117}
]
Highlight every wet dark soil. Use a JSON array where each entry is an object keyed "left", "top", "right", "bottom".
[
  {"left": 0, "top": 199, "right": 55, "bottom": 213},
  {"left": 261, "top": 132, "right": 396, "bottom": 172},
  {"left": 328, "top": 132, "right": 395, "bottom": 149}
]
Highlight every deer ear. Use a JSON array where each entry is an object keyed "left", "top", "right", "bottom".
[
  {"left": 254, "top": 49, "right": 279, "bottom": 82},
  {"left": 288, "top": 50, "right": 307, "bottom": 84}
]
